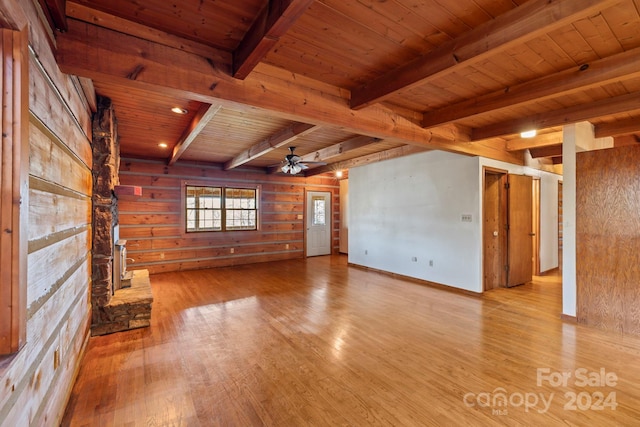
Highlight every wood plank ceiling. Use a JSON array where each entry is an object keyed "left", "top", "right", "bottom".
[{"left": 42, "top": 0, "right": 640, "bottom": 174}]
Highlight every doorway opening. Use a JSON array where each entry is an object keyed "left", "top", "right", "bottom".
[
  {"left": 532, "top": 177, "right": 541, "bottom": 276},
  {"left": 306, "top": 191, "right": 331, "bottom": 257},
  {"left": 482, "top": 168, "right": 534, "bottom": 291},
  {"left": 558, "top": 181, "right": 563, "bottom": 271},
  {"left": 483, "top": 169, "right": 507, "bottom": 291}
]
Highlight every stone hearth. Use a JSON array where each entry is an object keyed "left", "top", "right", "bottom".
[{"left": 91, "top": 270, "right": 153, "bottom": 336}]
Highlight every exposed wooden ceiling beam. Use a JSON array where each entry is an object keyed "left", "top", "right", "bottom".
[
  {"left": 350, "top": 0, "right": 618, "bottom": 110},
  {"left": 66, "top": 1, "right": 231, "bottom": 71},
  {"left": 224, "top": 122, "right": 318, "bottom": 170},
  {"left": 613, "top": 135, "right": 640, "bottom": 146},
  {"left": 299, "top": 135, "right": 380, "bottom": 162},
  {"left": 472, "top": 91, "right": 640, "bottom": 141},
  {"left": 422, "top": 46, "right": 640, "bottom": 129},
  {"left": 56, "top": 19, "right": 522, "bottom": 164},
  {"left": 233, "top": 0, "right": 314, "bottom": 79},
  {"left": 37, "top": 0, "right": 67, "bottom": 31},
  {"left": 529, "top": 145, "right": 562, "bottom": 159},
  {"left": 506, "top": 132, "right": 563, "bottom": 151},
  {"left": 169, "top": 103, "right": 221, "bottom": 165},
  {"left": 594, "top": 116, "right": 640, "bottom": 138},
  {"left": 305, "top": 145, "right": 428, "bottom": 177}
]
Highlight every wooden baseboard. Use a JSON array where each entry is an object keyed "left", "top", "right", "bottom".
[
  {"left": 560, "top": 314, "right": 577, "bottom": 323},
  {"left": 348, "top": 262, "right": 482, "bottom": 297}
]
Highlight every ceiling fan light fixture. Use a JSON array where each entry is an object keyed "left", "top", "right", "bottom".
[{"left": 281, "top": 163, "right": 303, "bottom": 174}]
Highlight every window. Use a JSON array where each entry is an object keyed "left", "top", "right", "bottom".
[
  {"left": 312, "top": 196, "right": 326, "bottom": 226},
  {"left": 185, "top": 185, "right": 258, "bottom": 232},
  {"left": 225, "top": 188, "right": 258, "bottom": 230}
]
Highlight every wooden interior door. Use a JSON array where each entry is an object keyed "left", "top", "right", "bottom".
[
  {"left": 507, "top": 174, "right": 533, "bottom": 287},
  {"left": 483, "top": 170, "right": 507, "bottom": 290}
]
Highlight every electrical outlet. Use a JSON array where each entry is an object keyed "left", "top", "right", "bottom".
[
  {"left": 411, "top": 256, "right": 418, "bottom": 262},
  {"left": 429, "top": 260, "right": 433, "bottom": 267},
  {"left": 285, "top": 243, "right": 290, "bottom": 250},
  {"left": 230, "top": 248, "right": 234, "bottom": 254},
  {"left": 365, "top": 250, "right": 368, "bottom": 255}
]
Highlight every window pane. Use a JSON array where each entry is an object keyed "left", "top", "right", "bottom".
[
  {"left": 313, "top": 197, "right": 326, "bottom": 226},
  {"left": 224, "top": 188, "right": 257, "bottom": 230},
  {"left": 186, "top": 185, "right": 222, "bottom": 232}
]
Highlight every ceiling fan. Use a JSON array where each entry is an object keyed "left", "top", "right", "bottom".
[{"left": 280, "top": 146, "right": 325, "bottom": 175}]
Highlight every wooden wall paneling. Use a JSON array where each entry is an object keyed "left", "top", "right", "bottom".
[
  {"left": 124, "top": 231, "right": 303, "bottom": 252},
  {"left": 1, "top": 0, "right": 92, "bottom": 140},
  {"left": 1, "top": 258, "right": 90, "bottom": 425},
  {"left": 0, "top": 0, "right": 94, "bottom": 425},
  {"left": 29, "top": 56, "right": 92, "bottom": 168},
  {"left": 27, "top": 230, "right": 90, "bottom": 310},
  {"left": 576, "top": 145, "right": 640, "bottom": 334},
  {"left": 118, "top": 158, "right": 339, "bottom": 274},
  {"left": 29, "top": 120, "right": 92, "bottom": 195},
  {"left": 28, "top": 187, "right": 91, "bottom": 244}
]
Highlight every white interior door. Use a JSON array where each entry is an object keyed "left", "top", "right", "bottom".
[{"left": 306, "top": 191, "right": 331, "bottom": 257}]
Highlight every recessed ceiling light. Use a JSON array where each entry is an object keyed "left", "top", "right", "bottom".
[
  {"left": 520, "top": 130, "right": 537, "bottom": 138},
  {"left": 158, "top": 143, "right": 168, "bottom": 148},
  {"left": 335, "top": 170, "right": 343, "bottom": 178},
  {"left": 171, "top": 107, "right": 188, "bottom": 114}
]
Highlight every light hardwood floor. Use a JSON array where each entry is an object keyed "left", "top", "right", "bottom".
[{"left": 62, "top": 256, "right": 640, "bottom": 426}]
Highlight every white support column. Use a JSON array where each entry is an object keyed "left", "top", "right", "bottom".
[{"left": 562, "top": 122, "right": 613, "bottom": 317}]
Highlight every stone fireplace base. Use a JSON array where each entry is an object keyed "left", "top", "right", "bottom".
[{"left": 91, "top": 269, "right": 153, "bottom": 336}]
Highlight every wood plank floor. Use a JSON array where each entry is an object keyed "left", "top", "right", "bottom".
[{"left": 62, "top": 256, "right": 640, "bottom": 426}]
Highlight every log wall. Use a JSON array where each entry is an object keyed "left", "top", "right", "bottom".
[
  {"left": 118, "top": 158, "right": 340, "bottom": 274},
  {"left": 0, "top": 0, "right": 93, "bottom": 425},
  {"left": 576, "top": 144, "right": 640, "bottom": 334}
]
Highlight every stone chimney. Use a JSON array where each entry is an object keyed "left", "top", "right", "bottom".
[{"left": 91, "top": 96, "right": 119, "bottom": 324}]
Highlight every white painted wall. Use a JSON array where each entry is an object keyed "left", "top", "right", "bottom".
[
  {"left": 349, "top": 151, "right": 483, "bottom": 291},
  {"left": 349, "top": 150, "right": 562, "bottom": 293}
]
